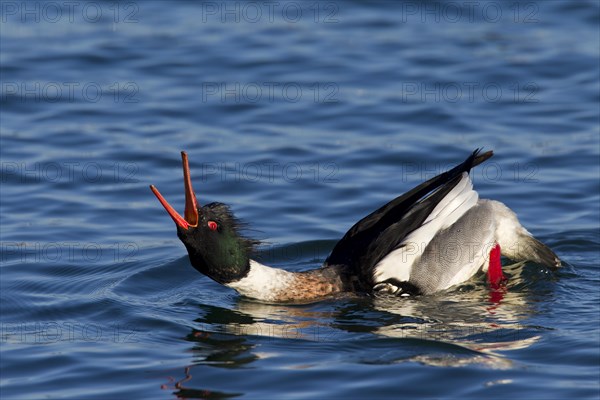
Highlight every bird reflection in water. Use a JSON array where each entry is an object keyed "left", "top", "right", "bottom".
[{"left": 161, "top": 264, "right": 550, "bottom": 397}]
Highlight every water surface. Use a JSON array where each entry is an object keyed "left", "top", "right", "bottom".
[{"left": 1, "top": 1, "right": 599, "bottom": 399}]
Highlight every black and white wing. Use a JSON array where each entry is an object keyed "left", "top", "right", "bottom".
[{"left": 323, "top": 149, "right": 493, "bottom": 291}]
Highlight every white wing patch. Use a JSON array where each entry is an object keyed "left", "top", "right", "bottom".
[{"left": 372, "top": 173, "right": 479, "bottom": 284}]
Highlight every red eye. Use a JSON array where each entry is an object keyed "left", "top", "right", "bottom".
[{"left": 207, "top": 221, "right": 218, "bottom": 231}]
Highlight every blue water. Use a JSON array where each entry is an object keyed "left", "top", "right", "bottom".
[{"left": 1, "top": 1, "right": 599, "bottom": 398}]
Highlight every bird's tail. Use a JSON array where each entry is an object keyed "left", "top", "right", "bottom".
[
  {"left": 509, "top": 234, "right": 561, "bottom": 269},
  {"left": 487, "top": 200, "right": 561, "bottom": 269}
]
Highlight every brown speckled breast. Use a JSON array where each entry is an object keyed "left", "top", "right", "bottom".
[{"left": 272, "top": 265, "right": 351, "bottom": 303}]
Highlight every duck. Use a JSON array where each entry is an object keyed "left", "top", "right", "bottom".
[{"left": 150, "top": 149, "right": 561, "bottom": 303}]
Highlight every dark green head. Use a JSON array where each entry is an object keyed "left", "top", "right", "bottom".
[
  {"left": 150, "top": 152, "right": 256, "bottom": 284},
  {"left": 176, "top": 202, "right": 255, "bottom": 283}
]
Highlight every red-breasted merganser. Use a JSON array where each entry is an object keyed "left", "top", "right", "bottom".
[{"left": 150, "top": 150, "right": 560, "bottom": 303}]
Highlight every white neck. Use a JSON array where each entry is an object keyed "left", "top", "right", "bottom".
[
  {"left": 225, "top": 260, "right": 346, "bottom": 303},
  {"left": 226, "top": 260, "right": 296, "bottom": 302}
]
